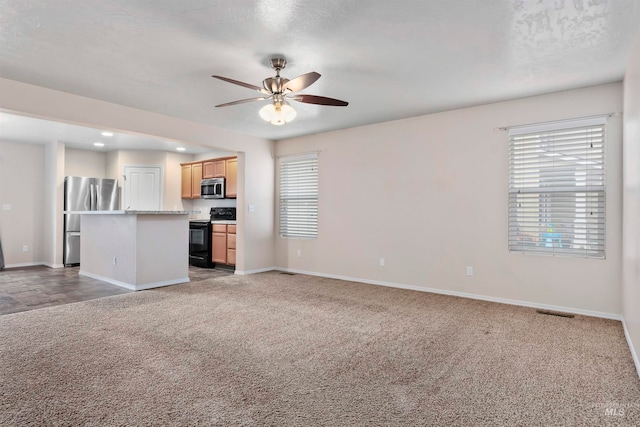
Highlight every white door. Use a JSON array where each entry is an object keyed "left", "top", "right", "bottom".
[{"left": 123, "top": 166, "right": 162, "bottom": 210}]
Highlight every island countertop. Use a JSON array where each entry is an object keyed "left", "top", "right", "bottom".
[{"left": 64, "top": 210, "right": 192, "bottom": 215}]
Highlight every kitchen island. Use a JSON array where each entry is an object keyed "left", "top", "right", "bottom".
[{"left": 68, "top": 210, "right": 190, "bottom": 291}]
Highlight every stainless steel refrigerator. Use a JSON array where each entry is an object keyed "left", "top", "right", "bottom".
[{"left": 63, "top": 176, "right": 119, "bottom": 266}]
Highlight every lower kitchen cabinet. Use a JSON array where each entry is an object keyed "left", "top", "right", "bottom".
[
  {"left": 212, "top": 224, "right": 227, "bottom": 264},
  {"left": 227, "top": 225, "right": 236, "bottom": 266},
  {"left": 211, "top": 224, "right": 236, "bottom": 266}
]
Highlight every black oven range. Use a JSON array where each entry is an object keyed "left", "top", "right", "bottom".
[
  {"left": 188, "top": 220, "right": 213, "bottom": 268},
  {"left": 188, "top": 207, "right": 236, "bottom": 268}
]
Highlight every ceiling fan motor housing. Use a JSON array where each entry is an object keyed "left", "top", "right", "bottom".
[
  {"left": 270, "top": 57, "right": 287, "bottom": 71},
  {"left": 263, "top": 58, "right": 289, "bottom": 93},
  {"left": 263, "top": 76, "right": 289, "bottom": 94}
]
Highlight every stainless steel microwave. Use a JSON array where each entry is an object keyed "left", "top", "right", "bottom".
[{"left": 201, "top": 178, "right": 225, "bottom": 199}]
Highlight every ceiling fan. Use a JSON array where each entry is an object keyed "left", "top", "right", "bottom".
[{"left": 212, "top": 57, "right": 348, "bottom": 126}]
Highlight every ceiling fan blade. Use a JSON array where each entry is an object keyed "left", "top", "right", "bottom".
[
  {"left": 290, "top": 94, "right": 348, "bottom": 106},
  {"left": 283, "top": 72, "right": 321, "bottom": 93},
  {"left": 215, "top": 97, "right": 270, "bottom": 107},
  {"left": 212, "top": 75, "right": 270, "bottom": 94}
]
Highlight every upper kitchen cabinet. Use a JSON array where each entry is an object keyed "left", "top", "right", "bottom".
[
  {"left": 181, "top": 164, "right": 193, "bottom": 198},
  {"left": 203, "top": 159, "right": 226, "bottom": 179},
  {"left": 225, "top": 158, "right": 237, "bottom": 198},
  {"left": 182, "top": 156, "right": 236, "bottom": 199},
  {"left": 192, "top": 163, "right": 202, "bottom": 198},
  {"left": 181, "top": 162, "right": 203, "bottom": 199}
]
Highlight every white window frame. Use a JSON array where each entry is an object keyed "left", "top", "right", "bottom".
[
  {"left": 508, "top": 117, "right": 606, "bottom": 258},
  {"left": 279, "top": 152, "right": 319, "bottom": 239}
]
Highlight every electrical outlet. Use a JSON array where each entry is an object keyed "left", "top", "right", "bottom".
[
  {"left": 2, "top": 204, "right": 10, "bottom": 211},
  {"left": 248, "top": 204, "right": 255, "bottom": 213},
  {"left": 466, "top": 266, "right": 473, "bottom": 276},
  {"left": 379, "top": 258, "right": 385, "bottom": 267},
  {"left": 296, "top": 250, "right": 301, "bottom": 258},
  {"left": 113, "top": 257, "right": 117, "bottom": 265},
  {"left": 22, "top": 245, "right": 28, "bottom": 252}
]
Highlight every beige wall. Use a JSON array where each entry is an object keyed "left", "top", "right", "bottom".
[
  {"left": 194, "top": 149, "right": 236, "bottom": 162},
  {"left": 275, "top": 83, "right": 623, "bottom": 317},
  {"left": 0, "top": 77, "right": 276, "bottom": 273},
  {"left": 622, "top": 33, "right": 640, "bottom": 375},
  {"left": 45, "top": 142, "right": 65, "bottom": 267},
  {"left": 65, "top": 148, "right": 107, "bottom": 177},
  {"left": 0, "top": 141, "right": 45, "bottom": 266},
  {"left": 238, "top": 148, "right": 275, "bottom": 273},
  {"left": 164, "top": 151, "right": 195, "bottom": 211}
]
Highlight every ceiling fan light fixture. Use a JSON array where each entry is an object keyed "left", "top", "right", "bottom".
[
  {"left": 281, "top": 102, "right": 297, "bottom": 122},
  {"left": 259, "top": 103, "right": 275, "bottom": 122},
  {"left": 259, "top": 101, "right": 296, "bottom": 126}
]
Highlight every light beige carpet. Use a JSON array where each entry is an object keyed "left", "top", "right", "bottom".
[{"left": 0, "top": 272, "right": 638, "bottom": 426}]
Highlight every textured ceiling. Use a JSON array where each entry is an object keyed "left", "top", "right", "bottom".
[{"left": 1, "top": 0, "right": 640, "bottom": 149}]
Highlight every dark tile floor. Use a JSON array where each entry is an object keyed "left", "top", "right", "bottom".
[{"left": 0, "top": 265, "right": 233, "bottom": 316}]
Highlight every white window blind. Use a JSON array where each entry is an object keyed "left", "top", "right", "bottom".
[
  {"left": 508, "top": 117, "right": 606, "bottom": 258},
  {"left": 279, "top": 153, "right": 318, "bottom": 239}
]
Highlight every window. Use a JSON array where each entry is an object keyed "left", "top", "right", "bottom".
[
  {"left": 279, "top": 153, "right": 318, "bottom": 239},
  {"left": 508, "top": 117, "right": 605, "bottom": 258}
]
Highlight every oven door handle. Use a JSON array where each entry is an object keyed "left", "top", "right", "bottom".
[{"left": 189, "top": 223, "right": 212, "bottom": 232}]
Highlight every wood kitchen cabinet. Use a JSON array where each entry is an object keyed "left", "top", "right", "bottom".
[
  {"left": 227, "top": 224, "right": 236, "bottom": 265},
  {"left": 181, "top": 164, "right": 192, "bottom": 198},
  {"left": 180, "top": 162, "right": 203, "bottom": 199},
  {"left": 211, "top": 224, "right": 227, "bottom": 264},
  {"left": 225, "top": 158, "right": 237, "bottom": 198},
  {"left": 211, "top": 223, "right": 236, "bottom": 266},
  {"left": 203, "top": 159, "right": 226, "bottom": 179},
  {"left": 182, "top": 156, "right": 237, "bottom": 199},
  {"left": 191, "top": 163, "right": 202, "bottom": 198},
  {"left": 202, "top": 161, "right": 214, "bottom": 179}
]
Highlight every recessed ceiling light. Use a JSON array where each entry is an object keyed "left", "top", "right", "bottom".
[
  {"left": 176, "top": 147, "right": 186, "bottom": 151},
  {"left": 101, "top": 131, "right": 114, "bottom": 137},
  {"left": 94, "top": 142, "right": 104, "bottom": 147}
]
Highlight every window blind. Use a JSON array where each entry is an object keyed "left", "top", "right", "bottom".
[
  {"left": 508, "top": 118, "right": 605, "bottom": 258},
  {"left": 279, "top": 153, "right": 318, "bottom": 239}
]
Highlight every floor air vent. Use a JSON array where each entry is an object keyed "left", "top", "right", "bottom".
[
  {"left": 536, "top": 309, "right": 575, "bottom": 318},
  {"left": 280, "top": 272, "right": 297, "bottom": 276}
]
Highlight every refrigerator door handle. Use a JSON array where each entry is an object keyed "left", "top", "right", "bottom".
[{"left": 89, "top": 184, "right": 97, "bottom": 211}]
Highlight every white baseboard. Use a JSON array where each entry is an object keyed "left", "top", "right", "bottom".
[
  {"left": 1, "top": 262, "right": 64, "bottom": 269},
  {"left": 133, "top": 278, "right": 190, "bottom": 291},
  {"left": 622, "top": 318, "right": 640, "bottom": 379},
  {"left": 79, "top": 270, "right": 189, "bottom": 291},
  {"left": 273, "top": 267, "right": 622, "bottom": 321},
  {"left": 234, "top": 266, "right": 277, "bottom": 276},
  {"left": 2, "top": 261, "right": 44, "bottom": 269},
  {"left": 42, "top": 263, "right": 65, "bottom": 269}
]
